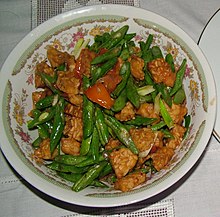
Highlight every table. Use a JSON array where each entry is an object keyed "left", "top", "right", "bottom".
[{"left": 0, "top": 1, "right": 220, "bottom": 216}]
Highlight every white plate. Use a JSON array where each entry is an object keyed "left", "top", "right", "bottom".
[
  {"left": 199, "top": 8, "right": 220, "bottom": 141},
  {"left": 0, "top": 4, "right": 216, "bottom": 207}
]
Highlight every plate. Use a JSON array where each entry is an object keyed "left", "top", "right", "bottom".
[
  {"left": 199, "top": 8, "right": 220, "bottom": 141},
  {"left": 0, "top": 4, "right": 216, "bottom": 207}
]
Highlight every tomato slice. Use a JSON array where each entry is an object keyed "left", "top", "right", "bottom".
[{"left": 84, "top": 83, "right": 114, "bottom": 109}]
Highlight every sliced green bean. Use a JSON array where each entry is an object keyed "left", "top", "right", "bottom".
[
  {"left": 161, "top": 129, "right": 174, "bottom": 139},
  {"left": 155, "top": 83, "right": 172, "bottom": 107},
  {"left": 50, "top": 97, "right": 65, "bottom": 153},
  {"left": 151, "top": 46, "right": 163, "bottom": 59},
  {"left": 32, "top": 136, "right": 42, "bottom": 149},
  {"left": 47, "top": 161, "right": 90, "bottom": 173},
  {"left": 151, "top": 121, "right": 166, "bottom": 131},
  {"left": 72, "top": 161, "right": 108, "bottom": 192},
  {"left": 57, "top": 172, "right": 83, "bottom": 183},
  {"left": 173, "top": 87, "right": 186, "bottom": 104},
  {"left": 39, "top": 72, "right": 61, "bottom": 94},
  {"left": 91, "top": 57, "right": 118, "bottom": 85},
  {"left": 165, "top": 53, "right": 175, "bottom": 72},
  {"left": 170, "top": 58, "right": 187, "bottom": 96},
  {"left": 104, "top": 115, "right": 139, "bottom": 155},
  {"left": 37, "top": 124, "right": 49, "bottom": 139},
  {"left": 36, "top": 94, "right": 58, "bottom": 110},
  {"left": 91, "top": 46, "right": 121, "bottom": 65},
  {"left": 95, "top": 107, "right": 109, "bottom": 145},
  {"left": 80, "top": 135, "right": 92, "bottom": 156},
  {"left": 125, "top": 116, "right": 157, "bottom": 126},
  {"left": 90, "top": 127, "right": 100, "bottom": 163},
  {"left": 126, "top": 75, "right": 140, "bottom": 108},
  {"left": 111, "top": 88, "right": 127, "bottom": 113},
  {"left": 55, "top": 155, "right": 88, "bottom": 166},
  {"left": 111, "top": 61, "right": 130, "bottom": 98},
  {"left": 76, "top": 154, "right": 105, "bottom": 168},
  {"left": 27, "top": 107, "right": 56, "bottom": 129}
]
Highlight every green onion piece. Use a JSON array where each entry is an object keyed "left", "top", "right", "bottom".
[
  {"left": 159, "top": 99, "right": 174, "bottom": 129},
  {"left": 137, "top": 85, "right": 155, "bottom": 96}
]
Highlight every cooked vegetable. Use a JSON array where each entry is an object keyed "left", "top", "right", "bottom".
[
  {"left": 85, "top": 82, "right": 114, "bottom": 109},
  {"left": 104, "top": 115, "right": 139, "bottom": 155},
  {"left": 170, "top": 58, "right": 187, "bottom": 96},
  {"left": 72, "top": 161, "right": 108, "bottom": 192},
  {"left": 50, "top": 97, "right": 65, "bottom": 153}
]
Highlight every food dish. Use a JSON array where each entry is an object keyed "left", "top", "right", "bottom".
[
  {"left": 28, "top": 25, "right": 189, "bottom": 193},
  {"left": 198, "top": 8, "right": 220, "bottom": 141},
  {"left": 0, "top": 4, "right": 216, "bottom": 207}
]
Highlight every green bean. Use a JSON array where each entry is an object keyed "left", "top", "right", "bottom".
[
  {"left": 91, "top": 57, "right": 118, "bottom": 85},
  {"left": 170, "top": 58, "right": 187, "bottom": 96},
  {"left": 47, "top": 161, "right": 90, "bottom": 173},
  {"left": 103, "top": 108, "right": 115, "bottom": 116},
  {"left": 82, "top": 76, "right": 95, "bottom": 139},
  {"left": 39, "top": 72, "right": 61, "bottom": 94},
  {"left": 139, "top": 41, "right": 146, "bottom": 53},
  {"left": 59, "top": 171, "right": 108, "bottom": 188},
  {"left": 100, "top": 25, "right": 129, "bottom": 49},
  {"left": 91, "top": 46, "right": 121, "bottom": 65},
  {"left": 126, "top": 75, "right": 140, "bottom": 108},
  {"left": 37, "top": 124, "right": 49, "bottom": 139},
  {"left": 145, "top": 34, "right": 154, "bottom": 50},
  {"left": 31, "top": 109, "right": 41, "bottom": 118},
  {"left": 72, "top": 161, "right": 108, "bottom": 192},
  {"left": 90, "top": 127, "right": 100, "bottom": 162},
  {"left": 140, "top": 34, "right": 153, "bottom": 57},
  {"left": 27, "top": 107, "right": 56, "bottom": 129},
  {"left": 57, "top": 172, "right": 83, "bottom": 183},
  {"left": 99, "top": 162, "right": 113, "bottom": 178},
  {"left": 165, "top": 53, "right": 175, "bottom": 72},
  {"left": 95, "top": 32, "right": 111, "bottom": 43},
  {"left": 151, "top": 46, "right": 163, "bottom": 59},
  {"left": 151, "top": 121, "right": 166, "bottom": 131},
  {"left": 125, "top": 116, "right": 157, "bottom": 126},
  {"left": 111, "top": 88, "right": 127, "bottom": 112},
  {"left": 80, "top": 135, "right": 92, "bottom": 156},
  {"left": 173, "top": 87, "right": 186, "bottom": 104},
  {"left": 44, "top": 121, "right": 53, "bottom": 132},
  {"left": 155, "top": 83, "right": 172, "bottom": 107},
  {"left": 89, "top": 32, "right": 111, "bottom": 52},
  {"left": 32, "top": 136, "right": 42, "bottom": 148},
  {"left": 144, "top": 69, "right": 157, "bottom": 100},
  {"left": 54, "top": 155, "right": 88, "bottom": 166},
  {"left": 142, "top": 49, "right": 153, "bottom": 64},
  {"left": 91, "top": 180, "right": 108, "bottom": 188},
  {"left": 82, "top": 95, "right": 95, "bottom": 139},
  {"left": 124, "top": 33, "right": 136, "bottom": 41},
  {"left": 159, "top": 99, "right": 174, "bottom": 129},
  {"left": 95, "top": 107, "right": 109, "bottom": 145},
  {"left": 139, "top": 94, "right": 153, "bottom": 103},
  {"left": 111, "top": 61, "right": 130, "bottom": 98},
  {"left": 76, "top": 154, "right": 105, "bottom": 168},
  {"left": 104, "top": 115, "right": 139, "bottom": 155},
  {"left": 161, "top": 129, "right": 174, "bottom": 139},
  {"left": 41, "top": 72, "right": 57, "bottom": 83},
  {"left": 35, "top": 94, "right": 58, "bottom": 110},
  {"left": 119, "top": 47, "right": 130, "bottom": 61},
  {"left": 50, "top": 97, "right": 65, "bottom": 153},
  {"left": 56, "top": 63, "right": 66, "bottom": 71}
]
